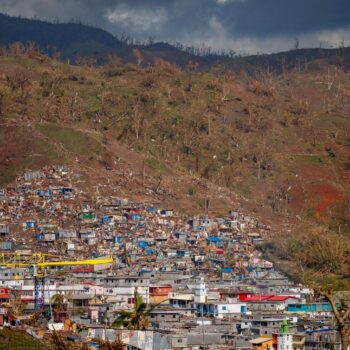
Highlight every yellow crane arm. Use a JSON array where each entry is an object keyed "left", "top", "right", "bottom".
[
  {"left": 38, "top": 256, "right": 113, "bottom": 267},
  {"left": 0, "top": 255, "right": 113, "bottom": 268}
]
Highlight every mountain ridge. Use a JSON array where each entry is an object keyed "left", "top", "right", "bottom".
[{"left": 1, "top": 12, "right": 350, "bottom": 72}]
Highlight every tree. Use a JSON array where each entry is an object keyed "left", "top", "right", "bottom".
[
  {"left": 112, "top": 289, "right": 164, "bottom": 330},
  {"left": 10, "top": 298, "right": 26, "bottom": 319},
  {"left": 132, "top": 103, "right": 142, "bottom": 139},
  {"left": 315, "top": 289, "right": 350, "bottom": 350},
  {"left": 0, "top": 90, "right": 5, "bottom": 117},
  {"left": 25, "top": 41, "right": 44, "bottom": 60},
  {"left": 133, "top": 48, "right": 143, "bottom": 67},
  {"left": 51, "top": 293, "right": 65, "bottom": 311},
  {"left": 294, "top": 38, "right": 300, "bottom": 50},
  {"left": 106, "top": 54, "right": 121, "bottom": 68},
  {"left": 8, "top": 42, "right": 25, "bottom": 56},
  {"left": 112, "top": 289, "right": 149, "bottom": 330},
  {"left": 6, "top": 70, "right": 30, "bottom": 101},
  {"left": 97, "top": 337, "right": 126, "bottom": 350}
]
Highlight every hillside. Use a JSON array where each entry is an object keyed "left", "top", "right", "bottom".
[
  {"left": 0, "top": 50, "right": 349, "bottom": 286},
  {"left": 0, "top": 13, "right": 129, "bottom": 59}
]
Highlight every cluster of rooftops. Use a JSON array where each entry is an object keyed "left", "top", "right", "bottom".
[{"left": 0, "top": 166, "right": 339, "bottom": 349}]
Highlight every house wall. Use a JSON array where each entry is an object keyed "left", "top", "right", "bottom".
[
  {"left": 247, "top": 302, "right": 286, "bottom": 312},
  {"left": 171, "top": 336, "right": 188, "bottom": 348},
  {"left": 149, "top": 312, "right": 180, "bottom": 323},
  {"left": 217, "top": 303, "right": 247, "bottom": 318},
  {"left": 287, "top": 303, "right": 333, "bottom": 313}
]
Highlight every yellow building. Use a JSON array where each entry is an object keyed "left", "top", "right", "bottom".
[{"left": 250, "top": 337, "right": 274, "bottom": 350}]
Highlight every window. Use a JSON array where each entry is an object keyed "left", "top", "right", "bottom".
[{"left": 222, "top": 306, "right": 227, "bottom": 310}]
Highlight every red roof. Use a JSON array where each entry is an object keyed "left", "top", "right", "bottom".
[
  {"left": 240, "top": 294, "right": 299, "bottom": 302},
  {"left": 240, "top": 294, "right": 273, "bottom": 302},
  {"left": 0, "top": 288, "right": 10, "bottom": 299},
  {"left": 267, "top": 296, "right": 299, "bottom": 302},
  {"left": 72, "top": 267, "right": 94, "bottom": 273}
]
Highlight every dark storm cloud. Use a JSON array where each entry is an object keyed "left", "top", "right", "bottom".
[
  {"left": 1, "top": 0, "right": 350, "bottom": 54},
  {"left": 221, "top": 0, "right": 350, "bottom": 36}
]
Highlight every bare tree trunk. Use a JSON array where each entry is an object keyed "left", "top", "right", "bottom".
[
  {"left": 207, "top": 114, "right": 211, "bottom": 136},
  {"left": 141, "top": 160, "right": 145, "bottom": 186},
  {"left": 205, "top": 198, "right": 211, "bottom": 215},
  {"left": 340, "top": 328, "right": 350, "bottom": 350},
  {"left": 257, "top": 160, "right": 261, "bottom": 180},
  {"left": 155, "top": 175, "right": 162, "bottom": 194},
  {"left": 318, "top": 290, "right": 350, "bottom": 350}
]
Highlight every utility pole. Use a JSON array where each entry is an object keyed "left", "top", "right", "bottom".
[{"left": 201, "top": 303, "right": 207, "bottom": 349}]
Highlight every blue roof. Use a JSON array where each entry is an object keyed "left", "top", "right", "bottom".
[
  {"left": 305, "top": 328, "right": 336, "bottom": 334},
  {"left": 207, "top": 236, "right": 223, "bottom": 242},
  {"left": 222, "top": 267, "right": 233, "bottom": 273}
]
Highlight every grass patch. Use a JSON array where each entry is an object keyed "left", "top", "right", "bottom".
[
  {"left": 33, "top": 138, "right": 60, "bottom": 160},
  {"left": 294, "top": 154, "right": 324, "bottom": 164},
  {"left": 146, "top": 158, "right": 174, "bottom": 175},
  {"left": 35, "top": 123, "right": 104, "bottom": 156},
  {"left": 0, "top": 139, "right": 59, "bottom": 186},
  {"left": 0, "top": 158, "right": 32, "bottom": 186},
  {"left": 0, "top": 328, "right": 46, "bottom": 350},
  {"left": 232, "top": 181, "right": 253, "bottom": 199}
]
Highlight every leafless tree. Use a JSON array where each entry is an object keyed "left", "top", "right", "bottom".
[
  {"left": 6, "top": 70, "right": 30, "bottom": 103},
  {"left": 133, "top": 48, "right": 143, "bottom": 67},
  {"left": 315, "top": 289, "right": 350, "bottom": 350}
]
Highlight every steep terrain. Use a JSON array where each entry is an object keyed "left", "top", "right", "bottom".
[{"left": 0, "top": 50, "right": 349, "bottom": 287}]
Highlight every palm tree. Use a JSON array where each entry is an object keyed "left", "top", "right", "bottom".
[
  {"left": 112, "top": 289, "right": 166, "bottom": 330},
  {"left": 51, "top": 293, "right": 65, "bottom": 311}
]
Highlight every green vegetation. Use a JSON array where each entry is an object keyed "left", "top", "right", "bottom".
[
  {"left": 294, "top": 154, "right": 324, "bottom": 164},
  {"left": 112, "top": 289, "right": 150, "bottom": 329},
  {"left": 35, "top": 123, "right": 103, "bottom": 156},
  {"left": 146, "top": 158, "right": 173, "bottom": 175},
  {"left": 258, "top": 227, "right": 350, "bottom": 290},
  {"left": 0, "top": 159, "right": 32, "bottom": 186},
  {"left": 0, "top": 329, "right": 45, "bottom": 350},
  {"left": 188, "top": 186, "right": 196, "bottom": 196}
]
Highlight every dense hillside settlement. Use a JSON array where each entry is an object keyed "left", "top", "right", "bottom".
[{"left": 0, "top": 165, "right": 347, "bottom": 349}]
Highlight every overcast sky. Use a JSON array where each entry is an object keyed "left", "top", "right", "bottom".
[{"left": 1, "top": 0, "right": 350, "bottom": 54}]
